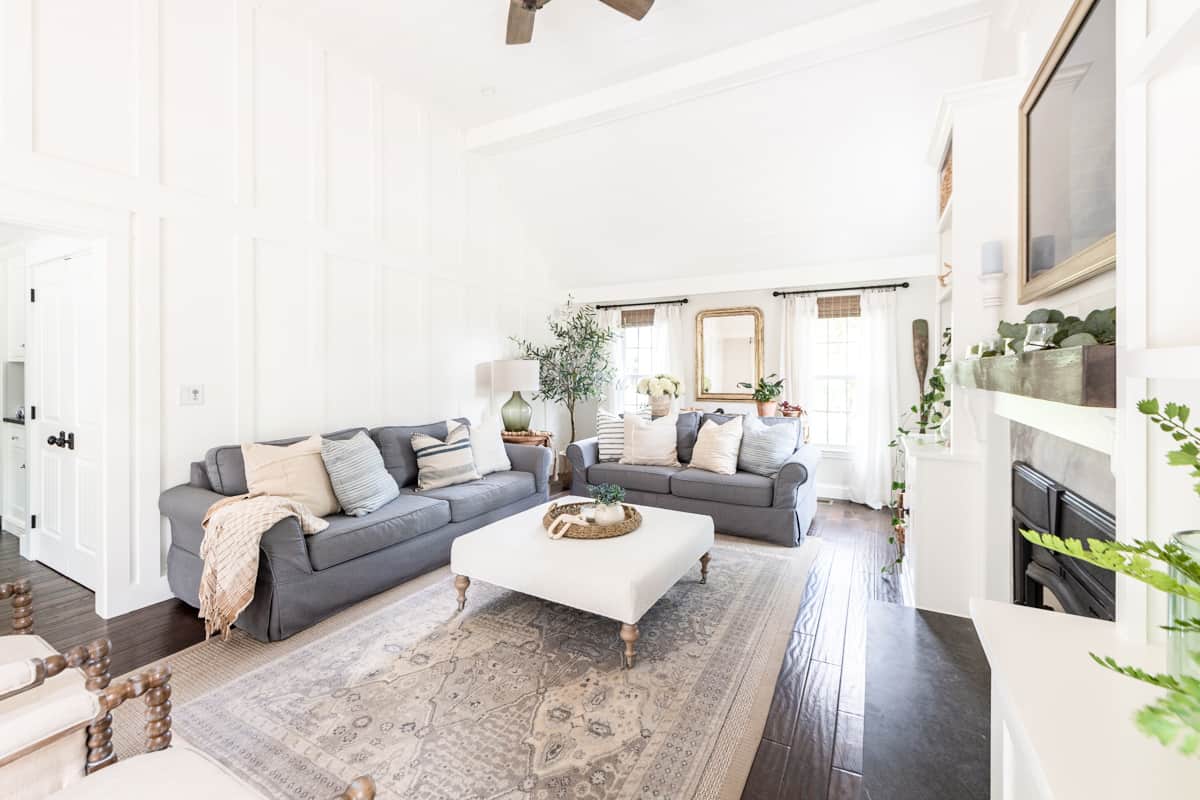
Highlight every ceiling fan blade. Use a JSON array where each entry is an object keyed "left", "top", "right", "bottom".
[
  {"left": 506, "top": 2, "right": 536, "bottom": 45},
  {"left": 595, "top": 0, "right": 654, "bottom": 21}
]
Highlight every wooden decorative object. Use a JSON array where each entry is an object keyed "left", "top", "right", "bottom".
[
  {"left": 938, "top": 144, "right": 953, "bottom": 214},
  {"left": 619, "top": 623, "right": 639, "bottom": 669},
  {"left": 0, "top": 637, "right": 111, "bottom": 703},
  {"left": 946, "top": 345, "right": 1116, "bottom": 408},
  {"left": 334, "top": 776, "right": 377, "bottom": 800},
  {"left": 699, "top": 552, "right": 711, "bottom": 584},
  {"left": 542, "top": 502, "right": 643, "bottom": 540},
  {"left": 87, "top": 664, "right": 172, "bottom": 774},
  {"left": 937, "top": 262, "right": 953, "bottom": 287},
  {"left": 454, "top": 575, "right": 470, "bottom": 612},
  {"left": 912, "top": 319, "right": 930, "bottom": 393},
  {"left": 0, "top": 578, "right": 33, "bottom": 634}
]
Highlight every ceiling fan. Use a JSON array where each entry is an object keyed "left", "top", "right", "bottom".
[{"left": 506, "top": 0, "right": 655, "bottom": 45}]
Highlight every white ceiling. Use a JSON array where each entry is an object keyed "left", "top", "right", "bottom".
[{"left": 257, "top": 0, "right": 875, "bottom": 126}]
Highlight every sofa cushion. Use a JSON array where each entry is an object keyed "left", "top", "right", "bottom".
[
  {"left": 676, "top": 411, "right": 702, "bottom": 463},
  {"left": 670, "top": 468, "right": 774, "bottom": 508},
  {"left": 370, "top": 418, "right": 470, "bottom": 489},
  {"left": 705, "top": 412, "right": 800, "bottom": 449},
  {"left": 305, "top": 494, "right": 451, "bottom": 570},
  {"left": 406, "top": 471, "right": 535, "bottom": 523},
  {"left": 242, "top": 435, "right": 341, "bottom": 516},
  {"left": 205, "top": 427, "right": 364, "bottom": 497},
  {"left": 587, "top": 462, "right": 682, "bottom": 494}
]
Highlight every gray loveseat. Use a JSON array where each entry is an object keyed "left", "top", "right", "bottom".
[
  {"left": 567, "top": 412, "right": 820, "bottom": 547},
  {"left": 159, "top": 419, "right": 552, "bottom": 642}
]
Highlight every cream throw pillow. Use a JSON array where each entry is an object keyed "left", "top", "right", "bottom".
[
  {"left": 242, "top": 435, "right": 340, "bottom": 517},
  {"left": 620, "top": 412, "right": 679, "bottom": 467},
  {"left": 689, "top": 416, "right": 744, "bottom": 475}
]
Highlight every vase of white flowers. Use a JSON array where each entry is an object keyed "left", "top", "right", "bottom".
[{"left": 636, "top": 374, "right": 683, "bottom": 416}]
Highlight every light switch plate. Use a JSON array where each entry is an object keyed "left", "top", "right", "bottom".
[{"left": 180, "top": 385, "right": 204, "bottom": 406}]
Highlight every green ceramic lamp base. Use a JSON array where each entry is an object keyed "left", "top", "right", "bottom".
[{"left": 501, "top": 391, "right": 533, "bottom": 432}]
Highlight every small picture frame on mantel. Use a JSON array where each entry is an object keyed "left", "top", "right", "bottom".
[{"left": 1018, "top": 0, "right": 1116, "bottom": 304}]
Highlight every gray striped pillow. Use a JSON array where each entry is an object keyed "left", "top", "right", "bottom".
[
  {"left": 320, "top": 431, "right": 400, "bottom": 516},
  {"left": 597, "top": 410, "right": 625, "bottom": 462},
  {"left": 412, "top": 424, "right": 481, "bottom": 491},
  {"left": 737, "top": 415, "right": 799, "bottom": 477}
]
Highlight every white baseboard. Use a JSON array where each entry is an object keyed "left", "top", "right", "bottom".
[{"left": 817, "top": 483, "right": 851, "bottom": 501}]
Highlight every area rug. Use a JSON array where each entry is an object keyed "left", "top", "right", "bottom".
[{"left": 112, "top": 537, "right": 817, "bottom": 799}]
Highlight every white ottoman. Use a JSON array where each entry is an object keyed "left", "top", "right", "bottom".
[{"left": 449, "top": 498, "right": 715, "bottom": 668}]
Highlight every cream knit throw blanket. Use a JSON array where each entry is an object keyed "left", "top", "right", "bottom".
[{"left": 200, "top": 493, "right": 329, "bottom": 640}]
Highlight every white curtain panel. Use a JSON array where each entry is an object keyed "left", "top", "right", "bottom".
[
  {"left": 778, "top": 294, "right": 818, "bottom": 410},
  {"left": 596, "top": 307, "right": 625, "bottom": 414},
  {"left": 848, "top": 289, "right": 900, "bottom": 509},
  {"left": 652, "top": 303, "right": 688, "bottom": 404}
]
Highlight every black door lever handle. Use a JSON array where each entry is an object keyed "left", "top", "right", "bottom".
[{"left": 66, "top": 432, "right": 74, "bottom": 450}]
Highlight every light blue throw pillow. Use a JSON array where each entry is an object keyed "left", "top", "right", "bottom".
[
  {"left": 320, "top": 431, "right": 400, "bottom": 516},
  {"left": 737, "top": 415, "right": 799, "bottom": 477}
]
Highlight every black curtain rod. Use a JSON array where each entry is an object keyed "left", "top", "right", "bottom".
[
  {"left": 593, "top": 298, "right": 689, "bottom": 310},
  {"left": 772, "top": 281, "right": 910, "bottom": 298}
]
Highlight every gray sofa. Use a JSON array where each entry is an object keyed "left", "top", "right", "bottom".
[
  {"left": 159, "top": 419, "right": 552, "bottom": 642},
  {"left": 567, "top": 412, "right": 820, "bottom": 547}
]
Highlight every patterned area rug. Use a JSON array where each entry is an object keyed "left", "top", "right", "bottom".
[{"left": 115, "top": 539, "right": 816, "bottom": 800}]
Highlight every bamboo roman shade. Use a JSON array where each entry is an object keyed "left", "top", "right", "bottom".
[
  {"left": 816, "top": 295, "right": 861, "bottom": 319},
  {"left": 621, "top": 308, "right": 656, "bottom": 328}
]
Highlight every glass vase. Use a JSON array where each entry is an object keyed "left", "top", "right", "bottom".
[{"left": 1168, "top": 531, "right": 1200, "bottom": 678}]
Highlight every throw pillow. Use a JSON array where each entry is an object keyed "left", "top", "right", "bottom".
[
  {"left": 739, "top": 415, "right": 800, "bottom": 477},
  {"left": 242, "top": 435, "right": 340, "bottom": 517},
  {"left": 412, "top": 424, "right": 481, "bottom": 491},
  {"left": 458, "top": 418, "right": 511, "bottom": 476},
  {"left": 620, "top": 412, "right": 680, "bottom": 467},
  {"left": 320, "top": 431, "right": 400, "bottom": 516},
  {"left": 689, "top": 416, "right": 744, "bottom": 475},
  {"left": 596, "top": 410, "right": 626, "bottom": 462}
]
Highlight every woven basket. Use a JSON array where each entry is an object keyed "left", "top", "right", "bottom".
[{"left": 542, "top": 502, "right": 642, "bottom": 540}]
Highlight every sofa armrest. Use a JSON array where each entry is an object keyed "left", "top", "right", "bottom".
[
  {"left": 566, "top": 438, "right": 599, "bottom": 477},
  {"left": 504, "top": 444, "right": 553, "bottom": 493},
  {"left": 158, "top": 485, "right": 313, "bottom": 579},
  {"left": 774, "top": 443, "right": 822, "bottom": 509}
]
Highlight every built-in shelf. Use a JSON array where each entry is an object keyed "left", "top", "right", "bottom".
[{"left": 946, "top": 346, "right": 1115, "bottom": 408}]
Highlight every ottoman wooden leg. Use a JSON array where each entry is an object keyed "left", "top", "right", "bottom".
[
  {"left": 619, "top": 623, "right": 639, "bottom": 669},
  {"left": 700, "top": 552, "right": 711, "bottom": 584},
  {"left": 454, "top": 575, "right": 470, "bottom": 611}
]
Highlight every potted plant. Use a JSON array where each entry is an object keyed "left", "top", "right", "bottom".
[
  {"left": 512, "top": 302, "right": 615, "bottom": 444},
  {"left": 589, "top": 483, "right": 627, "bottom": 525},
  {"left": 738, "top": 373, "right": 785, "bottom": 417},
  {"left": 637, "top": 374, "right": 683, "bottom": 417}
]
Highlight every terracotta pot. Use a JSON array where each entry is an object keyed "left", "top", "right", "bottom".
[{"left": 756, "top": 401, "right": 778, "bottom": 417}]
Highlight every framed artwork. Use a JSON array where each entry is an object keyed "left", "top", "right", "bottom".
[{"left": 1018, "top": 0, "right": 1116, "bottom": 303}]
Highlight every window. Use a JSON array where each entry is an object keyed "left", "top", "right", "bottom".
[
  {"left": 618, "top": 308, "right": 657, "bottom": 412},
  {"left": 807, "top": 295, "right": 862, "bottom": 447}
]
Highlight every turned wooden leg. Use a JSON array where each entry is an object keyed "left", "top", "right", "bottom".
[
  {"left": 1, "top": 578, "right": 33, "bottom": 634},
  {"left": 454, "top": 575, "right": 470, "bottom": 612},
  {"left": 87, "top": 664, "right": 172, "bottom": 774},
  {"left": 619, "top": 623, "right": 640, "bottom": 669},
  {"left": 700, "top": 552, "right": 711, "bottom": 584},
  {"left": 82, "top": 638, "right": 111, "bottom": 691}
]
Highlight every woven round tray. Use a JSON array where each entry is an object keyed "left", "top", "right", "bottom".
[{"left": 542, "top": 502, "right": 642, "bottom": 540}]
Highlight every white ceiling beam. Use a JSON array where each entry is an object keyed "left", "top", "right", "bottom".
[{"left": 466, "top": 0, "right": 992, "bottom": 153}]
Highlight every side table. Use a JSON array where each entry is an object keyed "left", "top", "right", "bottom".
[{"left": 500, "top": 429, "right": 558, "bottom": 481}]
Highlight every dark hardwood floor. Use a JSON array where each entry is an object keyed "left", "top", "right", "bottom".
[
  {"left": 0, "top": 500, "right": 899, "bottom": 797},
  {"left": 742, "top": 500, "right": 901, "bottom": 800}
]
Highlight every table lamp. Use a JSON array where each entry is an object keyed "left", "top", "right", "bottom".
[{"left": 492, "top": 359, "right": 540, "bottom": 432}]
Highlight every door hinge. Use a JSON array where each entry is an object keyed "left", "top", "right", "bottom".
[
  {"left": 30, "top": 514, "right": 36, "bottom": 529},
  {"left": 29, "top": 288, "right": 34, "bottom": 303}
]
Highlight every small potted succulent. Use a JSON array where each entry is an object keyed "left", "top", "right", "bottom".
[
  {"left": 588, "top": 483, "right": 627, "bottom": 525},
  {"left": 738, "top": 373, "right": 785, "bottom": 417},
  {"left": 637, "top": 374, "right": 683, "bottom": 416}
]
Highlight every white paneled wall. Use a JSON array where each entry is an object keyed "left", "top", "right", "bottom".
[{"left": 0, "top": 0, "right": 557, "bottom": 615}]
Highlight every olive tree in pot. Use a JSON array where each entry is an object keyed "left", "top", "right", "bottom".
[{"left": 512, "top": 302, "right": 614, "bottom": 445}]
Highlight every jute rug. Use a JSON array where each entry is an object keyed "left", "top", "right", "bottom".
[{"left": 112, "top": 536, "right": 818, "bottom": 799}]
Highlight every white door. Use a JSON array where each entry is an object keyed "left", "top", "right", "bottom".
[{"left": 28, "top": 248, "right": 103, "bottom": 589}]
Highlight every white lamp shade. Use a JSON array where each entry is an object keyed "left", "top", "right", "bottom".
[{"left": 492, "top": 359, "right": 540, "bottom": 392}]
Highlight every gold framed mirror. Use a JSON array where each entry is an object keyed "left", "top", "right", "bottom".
[{"left": 695, "top": 307, "right": 764, "bottom": 401}]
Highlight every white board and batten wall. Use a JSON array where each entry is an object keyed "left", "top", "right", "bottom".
[{"left": 0, "top": 0, "right": 556, "bottom": 616}]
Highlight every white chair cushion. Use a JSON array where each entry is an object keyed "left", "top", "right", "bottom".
[
  {"left": 48, "top": 746, "right": 264, "bottom": 799},
  {"left": 0, "top": 634, "right": 97, "bottom": 800}
]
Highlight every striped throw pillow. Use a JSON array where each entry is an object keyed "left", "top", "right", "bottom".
[
  {"left": 320, "top": 431, "right": 400, "bottom": 516},
  {"left": 738, "top": 415, "right": 800, "bottom": 477},
  {"left": 412, "top": 424, "right": 481, "bottom": 491},
  {"left": 597, "top": 410, "right": 626, "bottom": 462}
]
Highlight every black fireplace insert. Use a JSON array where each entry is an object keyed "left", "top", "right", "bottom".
[{"left": 1012, "top": 462, "right": 1116, "bottom": 620}]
